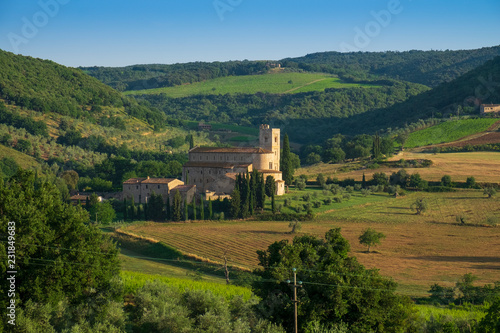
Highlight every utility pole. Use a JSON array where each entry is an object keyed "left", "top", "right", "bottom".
[{"left": 287, "top": 268, "right": 302, "bottom": 333}]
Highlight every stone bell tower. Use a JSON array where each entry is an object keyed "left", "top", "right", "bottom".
[{"left": 259, "top": 124, "right": 280, "bottom": 170}]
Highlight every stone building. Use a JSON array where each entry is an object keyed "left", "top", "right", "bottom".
[
  {"left": 123, "top": 177, "right": 184, "bottom": 204},
  {"left": 480, "top": 104, "right": 500, "bottom": 114},
  {"left": 182, "top": 125, "right": 285, "bottom": 196}
]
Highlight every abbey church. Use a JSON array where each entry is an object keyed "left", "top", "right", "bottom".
[{"left": 183, "top": 125, "right": 285, "bottom": 196}]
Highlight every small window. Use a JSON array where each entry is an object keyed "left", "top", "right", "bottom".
[
  {"left": 136, "top": 186, "right": 139, "bottom": 189},
  {"left": 146, "top": 185, "right": 148, "bottom": 189},
  {"left": 269, "top": 162, "right": 273, "bottom": 169},
  {"left": 158, "top": 185, "right": 160, "bottom": 189},
  {"left": 275, "top": 136, "right": 278, "bottom": 143},
  {"left": 265, "top": 136, "right": 268, "bottom": 143}
]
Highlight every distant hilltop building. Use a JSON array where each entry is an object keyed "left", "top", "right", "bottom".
[
  {"left": 480, "top": 104, "right": 500, "bottom": 115},
  {"left": 183, "top": 124, "right": 285, "bottom": 196}
]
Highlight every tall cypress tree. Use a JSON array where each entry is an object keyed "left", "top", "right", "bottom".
[
  {"left": 184, "top": 199, "right": 188, "bottom": 221},
  {"left": 372, "top": 133, "right": 381, "bottom": 160},
  {"left": 200, "top": 197, "right": 205, "bottom": 220},
  {"left": 281, "top": 133, "right": 294, "bottom": 185},
  {"left": 230, "top": 187, "right": 241, "bottom": 219},
  {"left": 208, "top": 198, "right": 213, "bottom": 220},
  {"left": 192, "top": 196, "right": 197, "bottom": 220},
  {"left": 172, "top": 190, "right": 182, "bottom": 222},
  {"left": 256, "top": 173, "right": 266, "bottom": 210},
  {"left": 166, "top": 197, "right": 171, "bottom": 221}
]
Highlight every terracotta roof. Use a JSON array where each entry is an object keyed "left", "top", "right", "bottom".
[
  {"left": 257, "top": 169, "right": 283, "bottom": 174},
  {"left": 183, "top": 162, "right": 251, "bottom": 169},
  {"left": 142, "top": 178, "right": 178, "bottom": 184},
  {"left": 123, "top": 177, "right": 179, "bottom": 185},
  {"left": 123, "top": 177, "right": 147, "bottom": 184},
  {"left": 482, "top": 104, "right": 500, "bottom": 107},
  {"left": 70, "top": 194, "right": 90, "bottom": 201},
  {"left": 190, "top": 147, "right": 272, "bottom": 154},
  {"left": 172, "top": 185, "right": 196, "bottom": 192}
]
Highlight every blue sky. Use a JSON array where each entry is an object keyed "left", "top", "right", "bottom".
[{"left": 0, "top": 0, "right": 499, "bottom": 67}]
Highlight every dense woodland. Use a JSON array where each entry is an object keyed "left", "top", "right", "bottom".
[{"left": 83, "top": 46, "right": 500, "bottom": 90}]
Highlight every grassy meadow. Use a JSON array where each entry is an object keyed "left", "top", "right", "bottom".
[
  {"left": 126, "top": 72, "right": 380, "bottom": 97},
  {"left": 405, "top": 118, "right": 499, "bottom": 148}
]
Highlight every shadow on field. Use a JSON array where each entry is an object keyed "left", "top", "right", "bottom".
[
  {"left": 406, "top": 256, "right": 500, "bottom": 263},
  {"left": 378, "top": 206, "right": 414, "bottom": 215},
  {"left": 470, "top": 264, "right": 500, "bottom": 270}
]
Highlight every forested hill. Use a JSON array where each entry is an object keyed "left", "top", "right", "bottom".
[
  {"left": 303, "top": 55, "right": 500, "bottom": 139},
  {"left": 81, "top": 46, "right": 500, "bottom": 92},
  {"left": 0, "top": 49, "right": 166, "bottom": 128},
  {"left": 283, "top": 46, "right": 500, "bottom": 87},
  {"left": 81, "top": 60, "right": 270, "bottom": 92}
]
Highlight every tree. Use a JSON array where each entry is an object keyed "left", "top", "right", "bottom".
[
  {"left": 184, "top": 199, "right": 188, "bottom": 221},
  {"left": 396, "top": 132, "right": 409, "bottom": 150},
  {"left": 441, "top": 175, "right": 452, "bottom": 187},
  {"left": 208, "top": 197, "right": 213, "bottom": 220},
  {"left": 192, "top": 196, "right": 197, "bottom": 220},
  {"left": 265, "top": 175, "right": 276, "bottom": 198},
  {"left": 230, "top": 187, "right": 241, "bottom": 218},
  {"left": 281, "top": 134, "right": 294, "bottom": 185},
  {"left": 478, "top": 297, "right": 500, "bottom": 332},
  {"left": 61, "top": 170, "right": 79, "bottom": 190},
  {"left": 253, "top": 229, "right": 414, "bottom": 332},
  {"left": 484, "top": 186, "right": 497, "bottom": 198},
  {"left": 89, "top": 201, "right": 116, "bottom": 224},
  {"left": 172, "top": 190, "right": 182, "bottom": 222},
  {"left": 200, "top": 197, "right": 205, "bottom": 220},
  {"left": 316, "top": 173, "right": 326, "bottom": 187},
  {"left": 256, "top": 172, "right": 266, "bottom": 210},
  {"left": 148, "top": 192, "right": 165, "bottom": 221},
  {"left": 359, "top": 228, "right": 386, "bottom": 252},
  {"left": 288, "top": 221, "right": 302, "bottom": 234},
  {"left": 271, "top": 192, "right": 276, "bottom": 214},
  {"left": 466, "top": 176, "right": 476, "bottom": 189},
  {"left": 411, "top": 197, "right": 428, "bottom": 215},
  {"left": 0, "top": 170, "right": 120, "bottom": 310}
]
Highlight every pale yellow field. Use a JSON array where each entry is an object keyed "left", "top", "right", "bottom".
[{"left": 297, "top": 151, "right": 500, "bottom": 183}]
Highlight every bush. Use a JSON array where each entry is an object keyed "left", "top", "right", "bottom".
[
  {"left": 313, "top": 201, "right": 322, "bottom": 208},
  {"left": 323, "top": 198, "right": 333, "bottom": 205}
]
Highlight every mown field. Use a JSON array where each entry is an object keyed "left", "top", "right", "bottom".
[
  {"left": 405, "top": 118, "right": 499, "bottom": 148},
  {"left": 126, "top": 72, "right": 380, "bottom": 97},
  {"left": 297, "top": 151, "right": 500, "bottom": 183},
  {"left": 119, "top": 190, "right": 500, "bottom": 297}
]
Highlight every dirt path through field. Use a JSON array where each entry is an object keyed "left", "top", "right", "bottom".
[{"left": 284, "top": 79, "right": 326, "bottom": 93}]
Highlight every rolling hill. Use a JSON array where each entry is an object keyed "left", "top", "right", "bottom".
[{"left": 124, "top": 72, "right": 380, "bottom": 97}]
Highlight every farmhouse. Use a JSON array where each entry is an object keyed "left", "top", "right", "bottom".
[
  {"left": 183, "top": 124, "right": 285, "bottom": 196},
  {"left": 122, "top": 177, "right": 186, "bottom": 204},
  {"left": 480, "top": 104, "right": 500, "bottom": 114}
]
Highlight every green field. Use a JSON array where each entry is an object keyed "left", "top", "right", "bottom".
[
  {"left": 405, "top": 118, "right": 498, "bottom": 148},
  {"left": 126, "top": 72, "right": 380, "bottom": 97},
  {"left": 121, "top": 271, "right": 253, "bottom": 300},
  {"left": 0, "top": 143, "right": 41, "bottom": 169}
]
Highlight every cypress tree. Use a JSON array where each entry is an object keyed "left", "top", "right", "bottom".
[
  {"left": 362, "top": 173, "right": 367, "bottom": 189},
  {"left": 200, "top": 197, "right": 205, "bottom": 220},
  {"left": 281, "top": 133, "right": 294, "bottom": 185},
  {"left": 172, "top": 190, "right": 182, "bottom": 222},
  {"left": 166, "top": 197, "right": 171, "bottom": 221},
  {"left": 192, "top": 196, "right": 197, "bottom": 220},
  {"left": 230, "top": 187, "right": 241, "bottom": 219},
  {"left": 184, "top": 199, "right": 188, "bottom": 221},
  {"left": 256, "top": 173, "right": 266, "bottom": 210},
  {"left": 189, "top": 135, "right": 194, "bottom": 149},
  {"left": 208, "top": 198, "right": 213, "bottom": 220}
]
